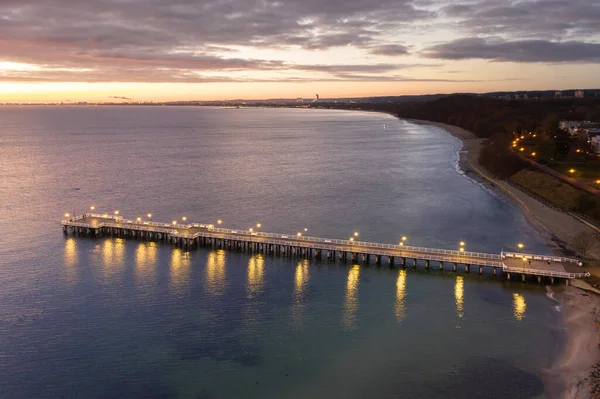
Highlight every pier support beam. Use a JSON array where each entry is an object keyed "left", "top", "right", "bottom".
[
  {"left": 425, "top": 260, "right": 429, "bottom": 270},
  {"left": 388, "top": 257, "right": 394, "bottom": 267},
  {"left": 439, "top": 261, "right": 443, "bottom": 270},
  {"left": 465, "top": 264, "right": 470, "bottom": 273}
]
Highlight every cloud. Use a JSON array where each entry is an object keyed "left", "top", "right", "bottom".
[
  {"left": 423, "top": 38, "right": 600, "bottom": 63},
  {"left": 368, "top": 44, "right": 410, "bottom": 56},
  {"left": 440, "top": 0, "right": 600, "bottom": 39}
]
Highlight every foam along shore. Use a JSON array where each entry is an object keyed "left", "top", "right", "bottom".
[
  {"left": 405, "top": 118, "right": 600, "bottom": 399},
  {"left": 543, "top": 285, "right": 600, "bottom": 399}
]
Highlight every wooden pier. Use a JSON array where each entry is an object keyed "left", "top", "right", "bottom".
[{"left": 62, "top": 213, "right": 590, "bottom": 283}]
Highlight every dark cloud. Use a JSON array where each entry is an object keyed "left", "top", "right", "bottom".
[
  {"left": 440, "top": 0, "right": 600, "bottom": 39},
  {"left": 0, "top": 0, "right": 597, "bottom": 85},
  {"left": 423, "top": 38, "right": 600, "bottom": 63},
  {"left": 368, "top": 44, "right": 410, "bottom": 56}
]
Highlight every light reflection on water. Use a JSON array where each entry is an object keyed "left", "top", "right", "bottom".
[
  {"left": 63, "top": 237, "right": 78, "bottom": 283},
  {"left": 513, "top": 293, "right": 527, "bottom": 321},
  {"left": 247, "top": 255, "right": 264, "bottom": 299},
  {"left": 395, "top": 269, "right": 407, "bottom": 322},
  {"left": 135, "top": 242, "right": 157, "bottom": 286},
  {"left": 170, "top": 248, "right": 191, "bottom": 291},
  {"left": 291, "top": 260, "right": 310, "bottom": 330},
  {"left": 205, "top": 250, "right": 226, "bottom": 296},
  {"left": 342, "top": 264, "right": 360, "bottom": 331},
  {"left": 455, "top": 276, "right": 464, "bottom": 319},
  {"left": 244, "top": 255, "right": 265, "bottom": 333},
  {"left": 101, "top": 238, "right": 125, "bottom": 279}
]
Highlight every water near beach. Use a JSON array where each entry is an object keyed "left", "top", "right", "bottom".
[{"left": 0, "top": 106, "right": 560, "bottom": 398}]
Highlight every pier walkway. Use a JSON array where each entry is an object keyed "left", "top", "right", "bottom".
[{"left": 62, "top": 213, "right": 589, "bottom": 283}]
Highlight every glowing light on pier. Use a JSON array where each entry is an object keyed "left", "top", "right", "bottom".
[
  {"left": 90, "top": 206, "right": 95, "bottom": 211},
  {"left": 354, "top": 232, "right": 359, "bottom": 237},
  {"left": 182, "top": 216, "right": 187, "bottom": 221},
  {"left": 256, "top": 223, "right": 261, "bottom": 228},
  {"left": 518, "top": 243, "right": 524, "bottom": 250},
  {"left": 455, "top": 276, "right": 464, "bottom": 319},
  {"left": 395, "top": 270, "right": 407, "bottom": 321},
  {"left": 147, "top": 213, "right": 152, "bottom": 218},
  {"left": 64, "top": 213, "right": 70, "bottom": 218},
  {"left": 342, "top": 265, "right": 360, "bottom": 330},
  {"left": 217, "top": 219, "right": 222, "bottom": 224},
  {"left": 114, "top": 210, "right": 119, "bottom": 215},
  {"left": 297, "top": 232, "right": 302, "bottom": 237},
  {"left": 513, "top": 293, "right": 526, "bottom": 321},
  {"left": 206, "top": 250, "right": 226, "bottom": 296},
  {"left": 569, "top": 169, "right": 575, "bottom": 174},
  {"left": 136, "top": 217, "right": 142, "bottom": 222}
]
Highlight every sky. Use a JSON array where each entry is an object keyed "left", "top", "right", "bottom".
[{"left": 0, "top": 0, "right": 599, "bottom": 102}]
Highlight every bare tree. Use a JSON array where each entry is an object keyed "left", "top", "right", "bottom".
[{"left": 572, "top": 232, "right": 597, "bottom": 258}]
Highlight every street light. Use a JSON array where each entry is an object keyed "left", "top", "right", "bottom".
[
  {"left": 459, "top": 241, "right": 465, "bottom": 247},
  {"left": 172, "top": 220, "right": 177, "bottom": 225},
  {"left": 569, "top": 169, "right": 575, "bottom": 174},
  {"left": 304, "top": 228, "right": 308, "bottom": 232},
  {"left": 459, "top": 247, "right": 465, "bottom": 253},
  {"left": 249, "top": 228, "right": 253, "bottom": 232},
  {"left": 90, "top": 206, "right": 95, "bottom": 211},
  {"left": 182, "top": 216, "right": 187, "bottom": 221},
  {"left": 64, "top": 213, "right": 70, "bottom": 218},
  {"left": 147, "top": 213, "right": 152, "bottom": 218},
  {"left": 297, "top": 232, "right": 302, "bottom": 237},
  {"left": 349, "top": 237, "right": 354, "bottom": 242},
  {"left": 256, "top": 223, "right": 261, "bottom": 228},
  {"left": 399, "top": 242, "right": 404, "bottom": 246},
  {"left": 137, "top": 217, "right": 142, "bottom": 222},
  {"left": 354, "top": 232, "right": 359, "bottom": 237},
  {"left": 401, "top": 236, "right": 407, "bottom": 241},
  {"left": 114, "top": 210, "right": 119, "bottom": 215},
  {"left": 217, "top": 219, "right": 222, "bottom": 225}
]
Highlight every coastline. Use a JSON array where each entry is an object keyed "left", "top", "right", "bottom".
[{"left": 406, "top": 118, "right": 600, "bottom": 399}]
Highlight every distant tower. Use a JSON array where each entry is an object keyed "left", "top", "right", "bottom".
[{"left": 316, "top": 94, "right": 319, "bottom": 101}]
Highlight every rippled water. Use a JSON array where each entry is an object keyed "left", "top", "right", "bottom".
[{"left": 0, "top": 106, "right": 559, "bottom": 398}]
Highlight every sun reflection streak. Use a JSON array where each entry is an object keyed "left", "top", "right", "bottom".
[
  {"left": 205, "top": 250, "right": 227, "bottom": 296},
  {"left": 170, "top": 248, "right": 191, "bottom": 291},
  {"left": 395, "top": 270, "right": 407, "bottom": 321},
  {"left": 247, "top": 255, "right": 264, "bottom": 299},
  {"left": 135, "top": 242, "right": 157, "bottom": 285},
  {"left": 455, "top": 276, "right": 464, "bottom": 319},
  {"left": 513, "top": 293, "right": 526, "bottom": 321},
  {"left": 64, "top": 237, "right": 78, "bottom": 283},
  {"left": 101, "top": 238, "right": 125, "bottom": 278},
  {"left": 342, "top": 265, "right": 360, "bottom": 331},
  {"left": 291, "top": 260, "right": 310, "bottom": 330}
]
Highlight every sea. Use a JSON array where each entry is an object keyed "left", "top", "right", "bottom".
[{"left": 0, "top": 106, "right": 562, "bottom": 398}]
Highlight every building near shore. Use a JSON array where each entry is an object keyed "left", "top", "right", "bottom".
[{"left": 575, "top": 90, "right": 584, "bottom": 98}]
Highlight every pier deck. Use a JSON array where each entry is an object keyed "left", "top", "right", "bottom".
[{"left": 62, "top": 213, "right": 590, "bottom": 282}]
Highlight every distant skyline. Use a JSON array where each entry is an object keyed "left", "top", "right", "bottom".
[{"left": 0, "top": 0, "right": 599, "bottom": 102}]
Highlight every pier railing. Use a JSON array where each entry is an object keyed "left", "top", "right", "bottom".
[
  {"left": 205, "top": 227, "right": 502, "bottom": 260},
  {"left": 502, "top": 251, "right": 580, "bottom": 265},
  {"left": 503, "top": 265, "right": 589, "bottom": 279}
]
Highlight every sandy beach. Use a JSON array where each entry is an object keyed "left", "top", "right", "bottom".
[{"left": 408, "top": 119, "right": 600, "bottom": 399}]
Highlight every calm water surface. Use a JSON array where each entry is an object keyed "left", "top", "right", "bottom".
[{"left": 0, "top": 107, "right": 559, "bottom": 398}]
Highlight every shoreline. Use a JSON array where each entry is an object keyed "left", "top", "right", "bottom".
[{"left": 405, "top": 118, "right": 600, "bottom": 399}]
